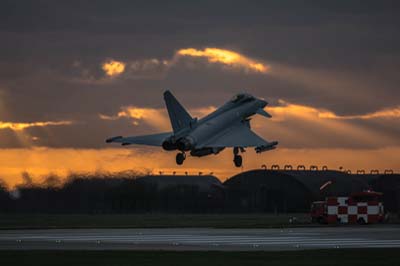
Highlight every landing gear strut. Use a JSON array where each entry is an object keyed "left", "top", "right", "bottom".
[
  {"left": 233, "top": 147, "right": 243, "bottom": 167},
  {"left": 176, "top": 152, "right": 186, "bottom": 165}
]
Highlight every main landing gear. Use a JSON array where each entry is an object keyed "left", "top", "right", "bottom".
[
  {"left": 176, "top": 152, "right": 186, "bottom": 165},
  {"left": 233, "top": 147, "right": 244, "bottom": 167}
]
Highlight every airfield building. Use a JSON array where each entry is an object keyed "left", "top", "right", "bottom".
[
  {"left": 0, "top": 169, "right": 399, "bottom": 214},
  {"left": 223, "top": 169, "right": 400, "bottom": 213}
]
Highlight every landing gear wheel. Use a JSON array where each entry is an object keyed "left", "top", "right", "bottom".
[
  {"left": 176, "top": 152, "right": 186, "bottom": 165},
  {"left": 233, "top": 155, "right": 242, "bottom": 167}
]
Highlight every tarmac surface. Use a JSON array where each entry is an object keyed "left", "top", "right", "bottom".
[{"left": 1, "top": 226, "right": 400, "bottom": 251}]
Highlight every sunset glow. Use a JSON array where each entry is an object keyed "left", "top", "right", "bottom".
[
  {"left": 0, "top": 147, "right": 398, "bottom": 188},
  {"left": 268, "top": 100, "right": 400, "bottom": 121},
  {"left": 102, "top": 59, "right": 126, "bottom": 77},
  {"left": 177, "top": 48, "right": 270, "bottom": 73},
  {"left": 0, "top": 120, "right": 73, "bottom": 131}
]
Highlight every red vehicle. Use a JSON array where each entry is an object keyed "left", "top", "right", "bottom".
[{"left": 311, "top": 191, "right": 384, "bottom": 224}]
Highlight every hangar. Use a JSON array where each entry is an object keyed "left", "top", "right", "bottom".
[
  {"left": 136, "top": 175, "right": 223, "bottom": 193},
  {"left": 222, "top": 169, "right": 400, "bottom": 213}
]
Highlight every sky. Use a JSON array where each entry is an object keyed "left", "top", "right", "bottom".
[{"left": 0, "top": 1, "right": 399, "bottom": 187}]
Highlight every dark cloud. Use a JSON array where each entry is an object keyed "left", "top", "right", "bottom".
[{"left": 0, "top": 1, "right": 399, "bottom": 149}]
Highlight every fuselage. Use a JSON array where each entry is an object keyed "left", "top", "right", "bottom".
[{"left": 162, "top": 93, "right": 267, "bottom": 156}]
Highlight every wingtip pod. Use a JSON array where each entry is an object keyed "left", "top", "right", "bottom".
[
  {"left": 255, "top": 141, "right": 278, "bottom": 153},
  {"left": 105, "top": 136, "right": 123, "bottom": 143},
  {"left": 256, "top": 108, "right": 272, "bottom": 118}
]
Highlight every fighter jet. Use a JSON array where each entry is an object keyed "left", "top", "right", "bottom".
[{"left": 106, "top": 91, "right": 278, "bottom": 167}]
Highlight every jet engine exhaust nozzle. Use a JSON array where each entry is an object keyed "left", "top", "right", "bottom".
[
  {"left": 162, "top": 139, "right": 177, "bottom": 151},
  {"left": 177, "top": 137, "right": 195, "bottom": 151}
]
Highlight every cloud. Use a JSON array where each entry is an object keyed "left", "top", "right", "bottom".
[
  {"left": 116, "top": 106, "right": 170, "bottom": 130},
  {"left": 0, "top": 120, "right": 73, "bottom": 131},
  {"left": 251, "top": 100, "right": 400, "bottom": 149},
  {"left": 266, "top": 64, "right": 399, "bottom": 114},
  {"left": 319, "top": 106, "right": 400, "bottom": 120},
  {"left": 268, "top": 100, "right": 400, "bottom": 121},
  {"left": 0, "top": 120, "right": 75, "bottom": 148},
  {"left": 176, "top": 48, "right": 270, "bottom": 73},
  {"left": 130, "top": 58, "right": 169, "bottom": 72},
  {"left": 99, "top": 105, "right": 217, "bottom": 131},
  {"left": 123, "top": 58, "right": 169, "bottom": 80},
  {"left": 100, "top": 107, "right": 169, "bottom": 130},
  {"left": 102, "top": 59, "right": 126, "bottom": 77},
  {"left": 95, "top": 48, "right": 269, "bottom": 82}
]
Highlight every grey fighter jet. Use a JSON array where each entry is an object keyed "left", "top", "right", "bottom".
[{"left": 106, "top": 91, "right": 278, "bottom": 167}]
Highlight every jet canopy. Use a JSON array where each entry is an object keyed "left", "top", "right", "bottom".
[{"left": 230, "top": 93, "right": 255, "bottom": 103}]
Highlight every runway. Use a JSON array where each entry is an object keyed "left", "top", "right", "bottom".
[{"left": 1, "top": 226, "right": 400, "bottom": 251}]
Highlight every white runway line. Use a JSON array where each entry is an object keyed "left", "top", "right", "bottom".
[
  {"left": 3, "top": 235, "right": 400, "bottom": 246},
  {"left": 1, "top": 227, "right": 400, "bottom": 250}
]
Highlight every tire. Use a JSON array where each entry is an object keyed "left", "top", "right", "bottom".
[
  {"left": 234, "top": 155, "right": 242, "bottom": 167},
  {"left": 176, "top": 153, "right": 185, "bottom": 165}
]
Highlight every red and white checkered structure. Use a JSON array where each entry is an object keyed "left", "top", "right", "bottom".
[{"left": 326, "top": 192, "right": 384, "bottom": 224}]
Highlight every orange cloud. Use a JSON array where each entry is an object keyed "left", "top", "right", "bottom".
[
  {"left": 177, "top": 48, "right": 269, "bottom": 73},
  {"left": 319, "top": 106, "right": 400, "bottom": 120},
  {"left": 117, "top": 106, "right": 170, "bottom": 130},
  {"left": 97, "top": 48, "right": 269, "bottom": 80},
  {"left": 268, "top": 100, "right": 400, "bottom": 121},
  {"left": 0, "top": 120, "right": 73, "bottom": 131},
  {"left": 102, "top": 59, "right": 126, "bottom": 77},
  {"left": 247, "top": 100, "right": 399, "bottom": 151},
  {"left": 99, "top": 106, "right": 216, "bottom": 131},
  {"left": 99, "top": 107, "right": 170, "bottom": 130}
]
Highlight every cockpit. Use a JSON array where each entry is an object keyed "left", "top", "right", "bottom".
[{"left": 230, "top": 93, "right": 255, "bottom": 103}]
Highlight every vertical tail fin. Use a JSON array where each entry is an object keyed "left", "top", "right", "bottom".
[{"left": 163, "top": 90, "right": 193, "bottom": 133}]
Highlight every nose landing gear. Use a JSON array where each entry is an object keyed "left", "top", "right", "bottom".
[
  {"left": 233, "top": 147, "right": 244, "bottom": 167},
  {"left": 176, "top": 152, "right": 186, "bottom": 165}
]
